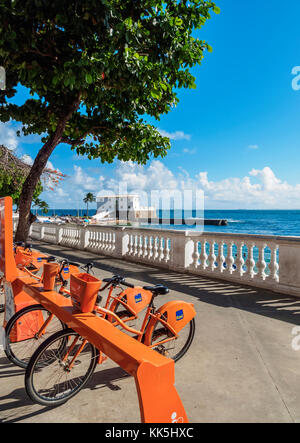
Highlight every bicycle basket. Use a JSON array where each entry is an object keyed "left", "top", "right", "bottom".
[{"left": 70, "top": 273, "right": 102, "bottom": 313}]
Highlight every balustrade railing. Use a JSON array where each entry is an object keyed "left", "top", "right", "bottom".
[{"left": 19, "top": 222, "right": 300, "bottom": 297}]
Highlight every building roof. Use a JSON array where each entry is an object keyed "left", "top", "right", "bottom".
[{"left": 96, "top": 194, "right": 139, "bottom": 199}]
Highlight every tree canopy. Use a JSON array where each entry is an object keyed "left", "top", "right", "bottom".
[
  {"left": 0, "top": 0, "right": 219, "bottom": 163},
  {"left": 0, "top": 0, "right": 220, "bottom": 240}
]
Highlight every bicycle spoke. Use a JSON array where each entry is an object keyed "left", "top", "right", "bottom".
[{"left": 26, "top": 329, "right": 99, "bottom": 406}]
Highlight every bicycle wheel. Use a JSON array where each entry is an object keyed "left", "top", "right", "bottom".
[
  {"left": 147, "top": 317, "right": 195, "bottom": 362},
  {"left": 5, "top": 304, "right": 66, "bottom": 369},
  {"left": 25, "top": 328, "right": 99, "bottom": 407}
]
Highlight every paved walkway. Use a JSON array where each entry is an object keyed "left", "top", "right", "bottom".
[{"left": 1, "top": 240, "right": 300, "bottom": 423}]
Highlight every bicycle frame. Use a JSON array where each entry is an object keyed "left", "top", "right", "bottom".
[{"left": 94, "top": 286, "right": 180, "bottom": 350}]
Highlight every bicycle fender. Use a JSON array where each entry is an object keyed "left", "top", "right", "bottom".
[
  {"left": 143, "top": 301, "right": 196, "bottom": 346},
  {"left": 110, "top": 287, "right": 153, "bottom": 316}
]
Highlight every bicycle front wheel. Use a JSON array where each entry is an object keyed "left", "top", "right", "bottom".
[
  {"left": 5, "top": 304, "right": 66, "bottom": 369},
  {"left": 148, "top": 318, "right": 195, "bottom": 363},
  {"left": 25, "top": 328, "right": 99, "bottom": 407}
]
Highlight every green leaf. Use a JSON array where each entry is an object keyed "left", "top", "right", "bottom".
[{"left": 85, "top": 73, "right": 93, "bottom": 84}]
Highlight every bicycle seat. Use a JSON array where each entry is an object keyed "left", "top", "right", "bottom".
[
  {"left": 143, "top": 285, "right": 169, "bottom": 295},
  {"left": 46, "top": 256, "right": 56, "bottom": 262}
]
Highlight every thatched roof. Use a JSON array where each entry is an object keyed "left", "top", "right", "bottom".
[
  {"left": 0, "top": 144, "right": 66, "bottom": 189},
  {"left": 0, "top": 144, "right": 31, "bottom": 175}
]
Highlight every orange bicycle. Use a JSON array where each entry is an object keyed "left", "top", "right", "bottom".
[
  {"left": 3, "top": 259, "right": 92, "bottom": 369},
  {"left": 23, "top": 277, "right": 196, "bottom": 406},
  {"left": 0, "top": 242, "right": 50, "bottom": 313},
  {"left": 95, "top": 275, "right": 196, "bottom": 362}
]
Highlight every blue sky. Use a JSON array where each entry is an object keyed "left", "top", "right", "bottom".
[{"left": 2, "top": 0, "right": 300, "bottom": 210}]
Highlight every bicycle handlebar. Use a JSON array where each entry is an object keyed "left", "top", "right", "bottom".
[{"left": 100, "top": 275, "right": 134, "bottom": 291}]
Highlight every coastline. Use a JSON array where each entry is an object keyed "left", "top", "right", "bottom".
[{"left": 28, "top": 209, "right": 300, "bottom": 238}]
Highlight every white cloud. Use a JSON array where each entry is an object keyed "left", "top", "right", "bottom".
[
  {"left": 105, "top": 162, "right": 300, "bottom": 209},
  {"left": 183, "top": 148, "right": 197, "bottom": 154},
  {"left": 21, "top": 154, "right": 33, "bottom": 165},
  {"left": 0, "top": 122, "right": 19, "bottom": 150},
  {"left": 248, "top": 144, "right": 259, "bottom": 150},
  {"left": 158, "top": 128, "right": 191, "bottom": 141},
  {"left": 39, "top": 159, "right": 300, "bottom": 210},
  {"left": 73, "top": 165, "right": 101, "bottom": 191}
]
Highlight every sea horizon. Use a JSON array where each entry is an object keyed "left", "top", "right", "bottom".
[{"left": 31, "top": 208, "right": 300, "bottom": 238}]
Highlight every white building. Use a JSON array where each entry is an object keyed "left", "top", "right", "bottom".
[{"left": 93, "top": 194, "right": 156, "bottom": 222}]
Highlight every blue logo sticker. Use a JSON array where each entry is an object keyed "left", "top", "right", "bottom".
[
  {"left": 37, "top": 257, "right": 42, "bottom": 262},
  {"left": 63, "top": 266, "right": 69, "bottom": 273},
  {"left": 135, "top": 293, "right": 142, "bottom": 303},
  {"left": 176, "top": 309, "right": 184, "bottom": 321}
]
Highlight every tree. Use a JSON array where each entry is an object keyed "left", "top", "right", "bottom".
[
  {"left": 0, "top": 0, "right": 220, "bottom": 241},
  {"left": 33, "top": 197, "right": 49, "bottom": 215},
  {"left": 83, "top": 192, "right": 96, "bottom": 217}
]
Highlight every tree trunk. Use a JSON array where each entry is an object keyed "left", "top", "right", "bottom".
[
  {"left": 15, "top": 98, "right": 81, "bottom": 242},
  {"left": 87, "top": 203, "right": 89, "bottom": 217}
]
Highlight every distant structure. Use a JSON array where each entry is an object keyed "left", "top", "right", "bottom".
[{"left": 93, "top": 194, "right": 156, "bottom": 223}]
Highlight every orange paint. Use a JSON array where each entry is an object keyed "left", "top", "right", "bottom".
[
  {"left": 70, "top": 272, "right": 102, "bottom": 313},
  {"left": 0, "top": 196, "right": 189, "bottom": 423}
]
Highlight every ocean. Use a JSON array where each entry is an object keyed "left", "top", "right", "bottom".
[{"left": 35, "top": 209, "right": 300, "bottom": 237}]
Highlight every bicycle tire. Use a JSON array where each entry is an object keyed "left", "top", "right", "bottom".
[
  {"left": 5, "top": 304, "right": 66, "bottom": 369},
  {"left": 147, "top": 317, "right": 195, "bottom": 362},
  {"left": 25, "top": 328, "right": 99, "bottom": 407}
]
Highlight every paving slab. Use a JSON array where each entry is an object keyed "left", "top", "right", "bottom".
[{"left": 1, "top": 240, "right": 300, "bottom": 423}]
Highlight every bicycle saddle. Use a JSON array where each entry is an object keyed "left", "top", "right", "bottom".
[
  {"left": 142, "top": 284, "right": 169, "bottom": 295},
  {"left": 46, "top": 256, "right": 56, "bottom": 262}
]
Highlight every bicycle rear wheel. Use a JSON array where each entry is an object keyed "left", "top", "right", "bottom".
[
  {"left": 5, "top": 304, "right": 66, "bottom": 369},
  {"left": 25, "top": 328, "right": 99, "bottom": 407},
  {"left": 147, "top": 318, "right": 195, "bottom": 362}
]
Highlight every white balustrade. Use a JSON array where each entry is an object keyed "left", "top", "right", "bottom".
[
  {"left": 23, "top": 221, "right": 300, "bottom": 297},
  {"left": 60, "top": 226, "right": 81, "bottom": 249}
]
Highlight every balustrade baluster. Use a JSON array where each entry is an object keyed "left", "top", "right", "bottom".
[
  {"left": 236, "top": 241, "right": 245, "bottom": 277},
  {"left": 208, "top": 240, "right": 217, "bottom": 272},
  {"left": 200, "top": 239, "right": 208, "bottom": 270},
  {"left": 217, "top": 241, "right": 225, "bottom": 273},
  {"left": 269, "top": 243, "right": 279, "bottom": 282},
  {"left": 225, "top": 241, "right": 235, "bottom": 274},
  {"left": 159, "top": 237, "right": 164, "bottom": 262},
  {"left": 245, "top": 242, "right": 255, "bottom": 279},
  {"left": 256, "top": 242, "right": 267, "bottom": 281},
  {"left": 192, "top": 240, "right": 200, "bottom": 269}
]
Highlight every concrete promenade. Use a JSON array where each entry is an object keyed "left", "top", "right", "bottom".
[{"left": 1, "top": 240, "right": 300, "bottom": 423}]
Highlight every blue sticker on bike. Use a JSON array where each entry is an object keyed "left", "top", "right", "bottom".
[
  {"left": 135, "top": 293, "right": 142, "bottom": 303},
  {"left": 37, "top": 257, "right": 42, "bottom": 262},
  {"left": 63, "top": 266, "right": 69, "bottom": 273},
  {"left": 176, "top": 309, "right": 184, "bottom": 321}
]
